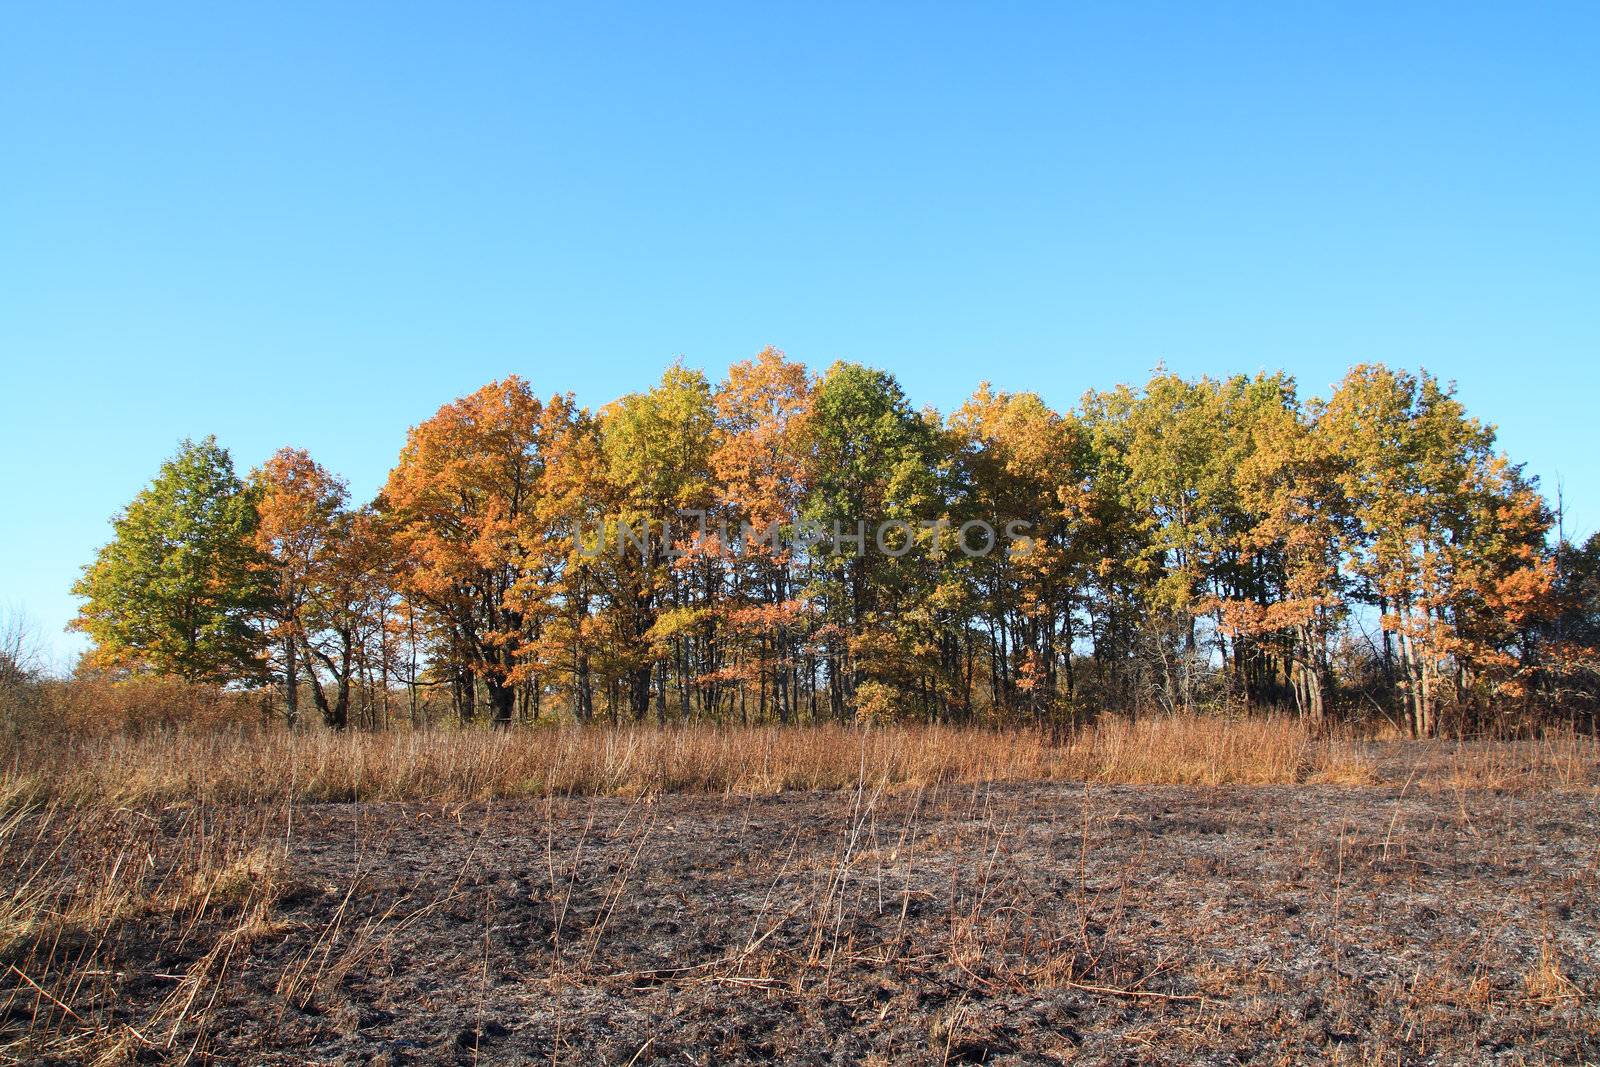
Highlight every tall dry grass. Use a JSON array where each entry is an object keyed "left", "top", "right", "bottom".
[
  {"left": 1, "top": 675, "right": 262, "bottom": 741},
  {"left": 1, "top": 716, "right": 1371, "bottom": 808},
  {"left": 4, "top": 715, "right": 1596, "bottom": 810}
]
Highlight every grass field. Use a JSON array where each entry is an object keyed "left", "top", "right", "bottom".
[{"left": 2, "top": 720, "right": 1597, "bottom": 1064}]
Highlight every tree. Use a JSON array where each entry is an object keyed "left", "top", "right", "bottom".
[
  {"left": 711, "top": 348, "right": 813, "bottom": 722},
  {"left": 253, "top": 447, "right": 347, "bottom": 726},
  {"left": 1439, "top": 454, "right": 1555, "bottom": 719},
  {"left": 801, "top": 362, "right": 943, "bottom": 718},
  {"left": 950, "top": 384, "right": 1092, "bottom": 721},
  {"left": 382, "top": 377, "right": 575, "bottom": 727},
  {"left": 517, "top": 405, "right": 606, "bottom": 723},
  {"left": 67, "top": 357, "right": 1577, "bottom": 731},
  {"left": 0, "top": 605, "right": 44, "bottom": 693},
  {"left": 596, "top": 362, "right": 718, "bottom": 722},
  {"left": 1318, "top": 365, "right": 1554, "bottom": 734},
  {"left": 1535, "top": 532, "right": 1600, "bottom": 716},
  {"left": 73, "top": 437, "right": 267, "bottom": 684},
  {"left": 1223, "top": 373, "right": 1345, "bottom": 720},
  {"left": 1553, "top": 533, "right": 1600, "bottom": 650},
  {"left": 1077, "top": 375, "right": 1234, "bottom": 714},
  {"left": 298, "top": 507, "right": 397, "bottom": 731}
]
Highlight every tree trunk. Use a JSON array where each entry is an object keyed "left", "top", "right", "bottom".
[
  {"left": 487, "top": 678, "right": 515, "bottom": 728},
  {"left": 575, "top": 647, "right": 593, "bottom": 724},
  {"left": 283, "top": 633, "right": 299, "bottom": 728},
  {"left": 630, "top": 665, "right": 651, "bottom": 722}
]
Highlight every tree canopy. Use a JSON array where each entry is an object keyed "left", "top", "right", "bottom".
[
  {"left": 71, "top": 358, "right": 1598, "bottom": 734},
  {"left": 73, "top": 436, "right": 267, "bottom": 684}
]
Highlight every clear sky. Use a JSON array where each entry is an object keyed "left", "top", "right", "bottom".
[{"left": 3, "top": 3, "right": 1597, "bottom": 666}]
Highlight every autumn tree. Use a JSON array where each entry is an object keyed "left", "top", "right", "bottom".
[
  {"left": 518, "top": 405, "right": 606, "bottom": 723},
  {"left": 1221, "top": 374, "right": 1346, "bottom": 720},
  {"left": 711, "top": 348, "right": 813, "bottom": 722},
  {"left": 382, "top": 377, "right": 576, "bottom": 727},
  {"left": 252, "top": 447, "right": 346, "bottom": 726},
  {"left": 1076, "top": 376, "right": 1234, "bottom": 713},
  {"left": 1318, "top": 365, "right": 1553, "bottom": 734},
  {"left": 1433, "top": 454, "right": 1554, "bottom": 719},
  {"left": 298, "top": 508, "right": 398, "bottom": 730},
  {"left": 71, "top": 357, "right": 1574, "bottom": 731},
  {"left": 950, "top": 385, "right": 1092, "bottom": 720}
]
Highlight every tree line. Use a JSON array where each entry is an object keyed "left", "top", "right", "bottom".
[{"left": 70, "top": 351, "right": 1600, "bottom": 735}]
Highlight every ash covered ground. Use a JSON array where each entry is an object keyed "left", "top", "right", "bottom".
[{"left": 9, "top": 776, "right": 1600, "bottom": 1065}]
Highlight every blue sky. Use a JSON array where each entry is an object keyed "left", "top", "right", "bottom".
[{"left": 3, "top": 3, "right": 1597, "bottom": 665}]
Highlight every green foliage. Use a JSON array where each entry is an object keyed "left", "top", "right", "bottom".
[
  {"left": 72, "top": 437, "right": 267, "bottom": 683},
  {"left": 803, "top": 361, "right": 942, "bottom": 528},
  {"left": 799, "top": 363, "right": 946, "bottom": 709},
  {"left": 602, "top": 362, "right": 717, "bottom": 513},
  {"left": 1556, "top": 534, "right": 1600, "bottom": 648}
]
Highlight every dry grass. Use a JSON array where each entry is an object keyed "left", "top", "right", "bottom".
[
  {"left": 1524, "top": 939, "right": 1583, "bottom": 1005},
  {"left": 0, "top": 718, "right": 1594, "bottom": 1062},
  {"left": 0, "top": 715, "right": 1399, "bottom": 808},
  {"left": 0, "top": 799, "right": 285, "bottom": 1062},
  {"left": 3, "top": 715, "right": 1596, "bottom": 811},
  {"left": 2, "top": 676, "right": 261, "bottom": 740},
  {"left": 1434, "top": 731, "right": 1600, "bottom": 791}
]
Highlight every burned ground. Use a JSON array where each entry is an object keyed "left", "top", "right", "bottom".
[{"left": 5, "top": 771, "right": 1597, "bottom": 1065}]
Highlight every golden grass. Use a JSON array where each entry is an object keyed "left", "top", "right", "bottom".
[
  {"left": 2, "top": 717, "right": 1323, "bottom": 806},
  {"left": 7, "top": 713, "right": 1588, "bottom": 808},
  {"left": 0, "top": 715, "right": 1594, "bottom": 810}
]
